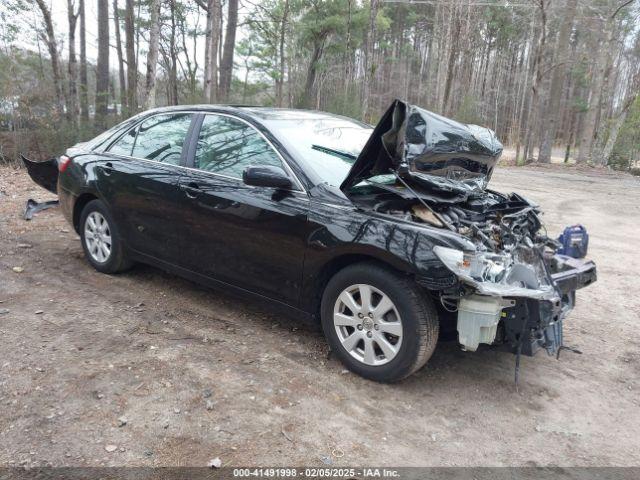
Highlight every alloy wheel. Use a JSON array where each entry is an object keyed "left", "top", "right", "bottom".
[
  {"left": 84, "top": 211, "right": 112, "bottom": 263},
  {"left": 333, "top": 284, "right": 403, "bottom": 366}
]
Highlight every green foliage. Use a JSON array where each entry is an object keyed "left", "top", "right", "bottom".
[
  {"left": 240, "top": 0, "right": 372, "bottom": 108},
  {"left": 608, "top": 96, "right": 640, "bottom": 171},
  {"left": 0, "top": 47, "right": 107, "bottom": 165},
  {"left": 1, "top": 0, "right": 638, "bottom": 166},
  {"left": 482, "top": 5, "right": 523, "bottom": 47},
  {"left": 323, "top": 85, "right": 364, "bottom": 119}
]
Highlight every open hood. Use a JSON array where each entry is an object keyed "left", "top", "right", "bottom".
[{"left": 340, "top": 100, "right": 503, "bottom": 195}]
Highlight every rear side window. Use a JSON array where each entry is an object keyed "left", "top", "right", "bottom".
[
  {"left": 108, "top": 126, "right": 138, "bottom": 156},
  {"left": 108, "top": 113, "right": 193, "bottom": 165},
  {"left": 194, "top": 114, "right": 284, "bottom": 178},
  {"left": 132, "top": 113, "right": 193, "bottom": 165}
]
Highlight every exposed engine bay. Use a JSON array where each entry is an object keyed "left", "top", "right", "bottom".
[
  {"left": 353, "top": 177, "right": 596, "bottom": 364},
  {"left": 370, "top": 188, "right": 545, "bottom": 253},
  {"left": 342, "top": 100, "right": 597, "bottom": 363},
  {"left": 356, "top": 186, "right": 559, "bottom": 297}
]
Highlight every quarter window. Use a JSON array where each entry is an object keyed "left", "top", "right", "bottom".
[
  {"left": 194, "top": 114, "right": 284, "bottom": 178},
  {"left": 108, "top": 126, "right": 138, "bottom": 157}
]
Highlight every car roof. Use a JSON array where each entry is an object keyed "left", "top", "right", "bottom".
[{"left": 141, "top": 104, "right": 370, "bottom": 127}]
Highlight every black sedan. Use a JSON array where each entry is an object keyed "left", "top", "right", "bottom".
[{"left": 24, "top": 100, "right": 596, "bottom": 382}]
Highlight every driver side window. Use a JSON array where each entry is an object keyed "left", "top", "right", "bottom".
[{"left": 194, "top": 114, "right": 284, "bottom": 178}]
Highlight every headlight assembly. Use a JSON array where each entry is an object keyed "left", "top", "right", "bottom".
[
  {"left": 433, "top": 246, "right": 556, "bottom": 300},
  {"left": 433, "top": 246, "right": 509, "bottom": 283}
]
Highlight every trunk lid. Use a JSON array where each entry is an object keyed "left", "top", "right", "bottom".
[
  {"left": 21, "top": 155, "right": 59, "bottom": 194},
  {"left": 340, "top": 100, "right": 503, "bottom": 195}
]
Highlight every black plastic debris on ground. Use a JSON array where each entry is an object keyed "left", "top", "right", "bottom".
[{"left": 23, "top": 198, "right": 59, "bottom": 221}]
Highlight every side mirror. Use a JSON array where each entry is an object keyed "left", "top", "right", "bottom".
[{"left": 242, "top": 165, "right": 292, "bottom": 189}]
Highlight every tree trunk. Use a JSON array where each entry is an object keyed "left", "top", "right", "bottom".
[
  {"left": 598, "top": 98, "right": 634, "bottom": 165},
  {"left": 78, "top": 0, "right": 89, "bottom": 122},
  {"left": 124, "top": 0, "right": 137, "bottom": 114},
  {"left": 144, "top": 0, "right": 161, "bottom": 109},
  {"left": 577, "top": 14, "right": 617, "bottom": 164},
  {"left": 522, "top": 7, "right": 546, "bottom": 164},
  {"left": 219, "top": 0, "right": 238, "bottom": 101},
  {"left": 67, "top": 0, "right": 79, "bottom": 126},
  {"left": 441, "top": 19, "right": 460, "bottom": 116},
  {"left": 113, "top": 0, "right": 127, "bottom": 113},
  {"left": 276, "top": 0, "right": 290, "bottom": 107},
  {"left": 135, "top": 0, "right": 142, "bottom": 80},
  {"left": 525, "top": 0, "right": 548, "bottom": 162},
  {"left": 593, "top": 73, "right": 639, "bottom": 165},
  {"left": 35, "top": 0, "right": 65, "bottom": 117},
  {"left": 204, "top": 0, "right": 221, "bottom": 102},
  {"left": 179, "top": 10, "right": 198, "bottom": 99},
  {"left": 362, "top": 0, "right": 379, "bottom": 122},
  {"left": 538, "top": 0, "right": 578, "bottom": 163},
  {"left": 168, "top": 0, "right": 179, "bottom": 105},
  {"left": 538, "top": 0, "right": 577, "bottom": 163},
  {"left": 299, "top": 34, "right": 327, "bottom": 109},
  {"left": 96, "top": 0, "right": 110, "bottom": 127},
  {"left": 342, "top": 0, "right": 353, "bottom": 99}
]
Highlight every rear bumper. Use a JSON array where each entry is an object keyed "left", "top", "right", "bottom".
[{"left": 58, "top": 185, "right": 76, "bottom": 228}]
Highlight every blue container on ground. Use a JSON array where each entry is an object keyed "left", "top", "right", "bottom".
[{"left": 557, "top": 225, "right": 589, "bottom": 258}]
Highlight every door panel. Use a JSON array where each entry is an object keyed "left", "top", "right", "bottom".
[
  {"left": 96, "top": 157, "right": 185, "bottom": 261},
  {"left": 175, "top": 113, "right": 309, "bottom": 306},
  {"left": 177, "top": 170, "right": 309, "bottom": 306},
  {"left": 96, "top": 112, "right": 195, "bottom": 262}
]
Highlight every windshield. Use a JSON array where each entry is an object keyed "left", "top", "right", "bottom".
[{"left": 264, "top": 113, "right": 372, "bottom": 187}]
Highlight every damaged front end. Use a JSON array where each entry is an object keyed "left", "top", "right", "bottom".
[{"left": 342, "top": 100, "right": 597, "bottom": 358}]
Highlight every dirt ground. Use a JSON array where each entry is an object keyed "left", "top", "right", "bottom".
[{"left": 0, "top": 163, "right": 639, "bottom": 468}]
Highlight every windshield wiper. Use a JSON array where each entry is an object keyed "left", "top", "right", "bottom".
[{"left": 311, "top": 144, "right": 357, "bottom": 161}]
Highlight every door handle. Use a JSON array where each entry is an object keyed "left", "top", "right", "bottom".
[
  {"left": 102, "top": 162, "right": 114, "bottom": 176},
  {"left": 180, "top": 181, "right": 202, "bottom": 199}
]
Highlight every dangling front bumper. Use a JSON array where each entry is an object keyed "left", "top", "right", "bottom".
[{"left": 499, "top": 254, "right": 596, "bottom": 356}]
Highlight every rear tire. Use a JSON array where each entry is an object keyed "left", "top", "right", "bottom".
[
  {"left": 321, "top": 262, "right": 439, "bottom": 382},
  {"left": 79, "top": 199, "right": 132, "bottom": 274}
]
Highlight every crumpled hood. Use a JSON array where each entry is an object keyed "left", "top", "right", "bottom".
[{"left": 340, "top": 99, "right": 503, "bottom": 194}]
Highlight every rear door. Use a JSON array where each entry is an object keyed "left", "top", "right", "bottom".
[
  {"left": 177, "top": 113, "right": 310, "bottom": 306},
  {"left": 98, "top": 112, "right": 195, "bottom": 263}
]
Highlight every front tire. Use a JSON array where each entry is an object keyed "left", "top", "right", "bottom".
[
  {"left": 79, "top": 199, "right": 132, "bottom": 274},
  {"left": 321, "top": 262, "right": 439, "bottom": 382}
]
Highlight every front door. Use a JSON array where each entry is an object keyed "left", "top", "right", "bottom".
[{"left": 177, "top": 113, "right": 309, "bottom": 307}]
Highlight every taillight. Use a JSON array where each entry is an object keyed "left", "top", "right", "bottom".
[{"left": 59, "top": 155, "right": 72, "bottom": 173}]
